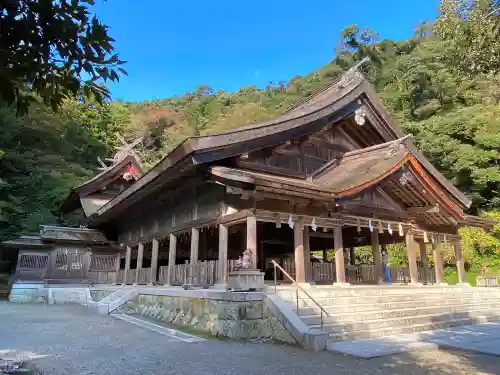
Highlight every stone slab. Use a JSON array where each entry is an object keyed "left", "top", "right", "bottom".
[
  {"left": 327, "top": 337, "right": 437, "bottom": 358},
  {"left": 327, "top": 322, "right": 500, "bottom": 358}
]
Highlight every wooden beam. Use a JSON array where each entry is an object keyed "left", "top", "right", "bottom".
[
  {"left": 135, "top": 243, "right": 144, "bottom": 285},
  {"left": 371, "top": 231, "right": 382, "bottom": 283},
  {"left": 294, "top": 218, "right": 305, "bottom": 283},
  {"left": 334, "top": 226, "right": 346, "bottom": 283},
  {"left": 166, "top": 234, "right": 177, "bottom": 285},
  {"left": 218, "top": 224, "right": 228, "bottom": 284},
  {"left": 405, "top": 232, "right": 419, "bottom": 284},
  {"left": 150, "top": 239, "right": 159, "bottom": 285},
  {"left": 123, "top": 246, "right": 131, "bottom": 285},
  {"left": 246, "top": 215, "right": 258, "bottom": 268},
  {"left": 406, "top": 206, "right": 440, "bottom": 214}
]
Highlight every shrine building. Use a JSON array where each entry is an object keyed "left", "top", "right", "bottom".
[{"left": 48, "top": 67, "right": 495, "bottom": 287}]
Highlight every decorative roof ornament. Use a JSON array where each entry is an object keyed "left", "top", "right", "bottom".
[
  {"left": 337, "top": 56, "right": 370, "bottom": 89},
  {"left": 311, "top": 217, "right": 317, "bottom": 232},
  {"left": 354, "top": 108, "right": 367, "bottom": 125},
  {"left": 108, "top": 133, "right": 143, "bottom": 165},
  {"left": 399, "top": 171, "right": 413, "bottom": 186},
  {"left": 97, "top": 133, "right": 143, "bottom": 171}
]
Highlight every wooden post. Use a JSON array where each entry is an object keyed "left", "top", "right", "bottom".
[
  {"left": 334, "top": 225, "right": 347, "bottom": 284},
  {"left": 189, "top": 228, "right": 200, "bottom": 283},
  {"left": 294, "top": 219, "right": 305, "bottom": 283},
  {"left": 349, "top": 247, "right": 356, "bottom": 266},
  {"left": 113, "top": 253, "right": 121, "bottom": 284},
  {"left": 371, "top": 231, "right": 383, "bottom": 283},
  {"left": 166, "top": 234, "right": 177, "bottom": 285},
  {"left": 405, "top": 233, "right": 419, "bottom": 284},
  {"left": 246, "top": 215, "right": 258, "bottom": 268},
  {"left": 419, "top": 241, "right": 429, "bottom": 284},
  {"left": 123, "top": 246, "right": 131, "bottom": 285},
  {"left": 303, "top": 225, "right": 311, "bottom": 282},
  {"left": 454, "top": 238, "right": 467, "bottom": 284},
  {"left": 433, "top": 235, "right": 445, "bottom": 284},
  {"left": 149, "top": 239, "right": 159, "bottom": 285},
  {"left": 218, "top": 224, "right": 228, "bottom": 285},
  {"left": 135, "top": 243, "right": 144, "bottom": 285}
]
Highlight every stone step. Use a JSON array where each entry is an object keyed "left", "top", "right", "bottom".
[
  {"left": 293, "top": 296, "right": 500, "bottom": 314},
  {"left": 275, "top": 286, "right": 500, "bottom": 299},
  {"left": 276, "top": 287, "right": 500, "bottom": 299},
  {"left": 312, "top": 308, "right": 500, "bottom": 333},
  {"left": 299, "top": 302, "right": 500, "bottom": 325},
  {"left": 281, "top": 292, "right": 500, "bottom": 307},
  {"left": 327, "top": 313, "right": 500, "bottom": 342}
]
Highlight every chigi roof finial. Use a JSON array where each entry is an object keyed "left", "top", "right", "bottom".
[
  {"left": 337, "top": 56, "right": 370, "bottom": 88},
  {"left": 97, "top": 133, "right": 143, "bottom": 171}
]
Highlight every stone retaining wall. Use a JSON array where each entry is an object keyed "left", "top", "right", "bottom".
[
  {"left": 116, "top": 293, "right": 296, "bottom": 344},
  {"left": 8, "top": 283, "right": 46, "bottom": 303},
  {"left": 90, "top": 289, "right": 114, "bottom": 302}
]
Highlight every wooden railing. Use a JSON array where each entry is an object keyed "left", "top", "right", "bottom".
[
  {"left": 88, "top": 261, "right": 438, "bottom": 286},
  {"left": 88, "top": 271, "right": 116, "bottom": 284}
]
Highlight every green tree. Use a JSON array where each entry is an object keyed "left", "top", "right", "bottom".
[{"left": 0, "top": 0, "right": 126, "bottom": 115}]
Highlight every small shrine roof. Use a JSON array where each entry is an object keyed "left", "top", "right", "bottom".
[{"left": 58, "top": 155, "right": 143, "bottom": 214}]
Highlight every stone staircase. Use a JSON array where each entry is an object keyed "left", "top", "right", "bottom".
[
  {"left": 275, "top": 285, "right": 500, "bottom": 343},
  {"left": 88, "top": 286, "right": 138, "bottom": 315}
]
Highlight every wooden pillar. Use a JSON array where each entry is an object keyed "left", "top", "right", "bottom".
[
  {"left": 294, "top": 219, "right": 306, "bottom": 283},
  {"left": 166, "top": 234, "right": 177, "bottom": 285},
  {"left": 189, "top": 228, "right": 200, "bottom": 283},
  {"left": 349, "top": 247, "right": 356, "bottom": 266},
  {"left": 303, "top": 226, "right": 311, "bottom": 282},
  {"left": 218, "top": 224, "right": 228, "bottom": 285},
  {"left": 123, "top": 246, "right": 131, "bottom": 285},
  {"left": 334, "top": 225, "right": 346, "bottom": 284},
  {"left": 149, "top": 239, "right": 159, "bottom": 285},
  {"left": 371, "top": 231, "right": 383, "bottom": 283},
  {"left": 405, "top": 233, "right": 419, "bottom": 284},
  {"left": 113, "top": 253, "right": 121, "bottom": 284},
  {"left": 454, "top": 238, "right": 467, "bottom": 284},
  {"left": 419, "top": 241, "right": 429, "bottom": 284},
  {"left": 135, "top": 243, "right": 144, "bottom": 285},
  {"left": 433, "top": 235, "right": 445, "bottom": 284},
  {"left": 246, "top": 216, "right": 257, "bottom": 268}
]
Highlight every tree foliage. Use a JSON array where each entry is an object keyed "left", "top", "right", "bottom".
[{"left": 0, "top": 0, "right": 126, "bottom": 115}]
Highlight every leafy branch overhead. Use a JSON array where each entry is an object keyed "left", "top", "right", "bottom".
[{"left": 0, "top": 0, "right": 126, "bottom": 115}]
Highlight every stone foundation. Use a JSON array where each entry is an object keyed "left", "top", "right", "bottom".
[
  {"left": 8, "top": 283, "right": 46, "bottom": 303},
  {"left": 116, "top": 292, "right": 296, "bottom": 344},
  {"left": 90, "top": 289, "right": 114, "bottom": 302},
  {"left": 8, "top": 283, "right": 91, "bottom": 305}
]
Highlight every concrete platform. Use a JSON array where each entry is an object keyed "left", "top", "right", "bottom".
[{"left": 327, "top": 322, "right": 500, "bottom": 358}]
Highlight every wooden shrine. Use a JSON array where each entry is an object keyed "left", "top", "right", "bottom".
[
  {"left": 74, "top": 67, "right": 497, "bottom": 287},
  {"left": 3, "top": 68, "right": 498, "bottom": 287}
]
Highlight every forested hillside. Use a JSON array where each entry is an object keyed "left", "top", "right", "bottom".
[{"left": 2, "top": 0, "right": 500, "bottom": 278}]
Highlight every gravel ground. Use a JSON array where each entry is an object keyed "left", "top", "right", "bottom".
[{"left": 0, "top": 302, "right": 499, "bottom": 375}]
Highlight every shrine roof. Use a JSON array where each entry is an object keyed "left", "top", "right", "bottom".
[
  {"left": 208, "top": 137, "right": 411, "bottom": 198},
  {"left": 58, "top": 155, "right": 143, "bottom": 214},
  {"left": 87, "top": 68, "right": 471, "bottom": 227}
]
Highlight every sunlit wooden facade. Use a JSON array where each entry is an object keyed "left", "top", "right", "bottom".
[
  {"left": 77, "top": 68, "right": 496, "bottom": 286},
  {"left": 4, "top": 68, "right": 496, "bottom": 286}
]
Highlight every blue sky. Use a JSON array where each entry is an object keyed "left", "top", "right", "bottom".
[{"left": 93, "top": 0, "right": 440, "bottom": 102}]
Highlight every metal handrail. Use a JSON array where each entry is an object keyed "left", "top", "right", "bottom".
[{"left": 271, "top": 260, "right": 329, "bottom": 328}]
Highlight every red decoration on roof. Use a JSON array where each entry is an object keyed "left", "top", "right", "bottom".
[{"left": 123, "top": 166, "right": 138, "bottom": 181}]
